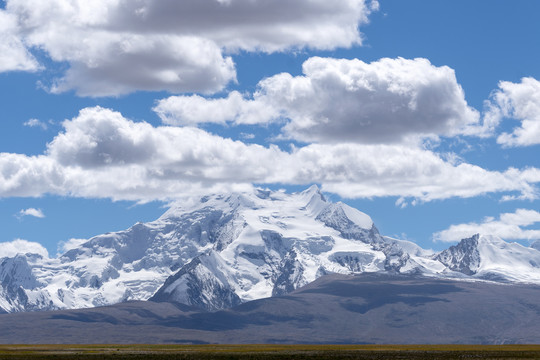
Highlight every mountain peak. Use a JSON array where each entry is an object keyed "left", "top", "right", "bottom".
[
  {"left": 436, "top": 233, "right": 540, "bottom": 282},
  {"left": 435, "top": 234, "right": 480, "bottom": 276},
  {"left": 476, "top": 233, "right": 504, "bottom": 244},
  {"left": 296, "top": 185, "right": 327, "bottom": 216},
  {"left": 300, "top": 184, "right": 322, "bottom": 196},
  {"left": 335, "top": 202, "right": 373, "bottom": 230}
]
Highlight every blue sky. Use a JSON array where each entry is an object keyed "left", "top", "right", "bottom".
[{"left": 1, "top": 0, "right": 540, "bottom": 256}]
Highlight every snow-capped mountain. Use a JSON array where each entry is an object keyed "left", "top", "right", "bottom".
[
  {"left": 1, "top": 186, "right": 540, "bottom": 313},
  {"left": 436, "top": 233, "right": 540, "bottom": 283},
  {"left": 150, "top": 185, "right": 422, "bottom": 310},
  {"left": 0, "top": 255, "right": 41, "bottom": 312}
]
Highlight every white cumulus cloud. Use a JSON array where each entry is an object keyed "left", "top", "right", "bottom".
[
  {"left": 484, "top": 77, "right": 540, "bottom": 147},
  {"left": 4, "top": 0, "right": 376, "bottom": 96},
  {"left": 0, "top": 106, "right": 539, "bottom": 203},
  {"left": 155, "top": 57, "right": 482, "bottom": 144},
  {"left": 18, "top": 208, "right": 45, "bottom": 218},
  {"left": 154, "top": 91, "right": 278, "bottom": 126},
  {"left": 433, "top": 208, "right": 540, "bottom": 243},
  {"left": 0, "top": 9, "right": 40, "bottom": 72},
  {"left": 0, "top": 239, "right": 49, "bottom": 258}
]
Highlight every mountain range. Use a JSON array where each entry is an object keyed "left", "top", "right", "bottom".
[{"left": 2, "top": 185, "right": 540, "bottom": 314}]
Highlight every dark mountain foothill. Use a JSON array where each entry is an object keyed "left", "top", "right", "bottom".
[{"left": 1, "top": 273, "right": 539, "bottom": 344}]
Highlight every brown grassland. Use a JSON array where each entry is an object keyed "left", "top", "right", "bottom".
[{"left": 0, "top": 344, "right": 540, "bottom": 359}]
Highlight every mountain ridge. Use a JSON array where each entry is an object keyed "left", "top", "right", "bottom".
[{"left": 1, "top": 185, "right": 540, "bottom": 313}]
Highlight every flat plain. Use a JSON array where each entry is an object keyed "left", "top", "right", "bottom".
[{"left": 1, "top": 345, "right": 540, "bottom": 360}]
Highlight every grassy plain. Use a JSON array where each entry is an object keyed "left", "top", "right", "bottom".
[{"left": 0, "top": 344, "right": 540, "bottom": 359}]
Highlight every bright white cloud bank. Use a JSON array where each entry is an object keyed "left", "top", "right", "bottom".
[
  {"left": 486, "top": 77, "right": 540, "bottom": 147},
  {"left": 434, "top": 209, "right": 540, "bottom": 243},
  {"left": 3, "top": 0, "right": 377, "bottom": 96},
  {"left": 155, "top": 57, "right": 483, "bottom": 144},
  {"left": 0, "top": 239, "right": 49, "bottom": 258},
  {"left": 1, "top": 106, "right": 539, "bottom": 203}
]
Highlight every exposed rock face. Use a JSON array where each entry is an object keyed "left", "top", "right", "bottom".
[{"left": 435, "top": 234, "right": 481, "bottom": 275}]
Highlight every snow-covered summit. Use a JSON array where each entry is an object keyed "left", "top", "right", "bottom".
[
  {"left": 161, "top": 185, "right": 329, "bottom": 219},
  {"left": 150, "top": 185, "right": 392, "bottom": 309}
]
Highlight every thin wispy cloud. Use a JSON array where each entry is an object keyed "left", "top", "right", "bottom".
[{"left": 23, "top": 118, "right": 48, "bottom": 130}]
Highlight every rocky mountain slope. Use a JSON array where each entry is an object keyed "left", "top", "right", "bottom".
[{"left": 1, "top": 186, "right": 540, "bottom": 313}]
